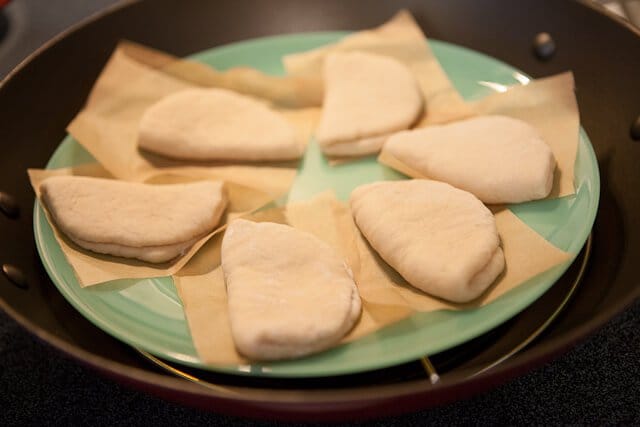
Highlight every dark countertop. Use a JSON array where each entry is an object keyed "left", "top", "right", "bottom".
[
  {"left": 1, "top": 1, "right": 639, "bottom": 425},
  {"left": 2, "top": 302, "right": 639, "bottom": 425}
]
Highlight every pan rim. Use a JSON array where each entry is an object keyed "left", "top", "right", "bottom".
[{"left": 0, "top": 0, "right": 638, "bottom": 410}]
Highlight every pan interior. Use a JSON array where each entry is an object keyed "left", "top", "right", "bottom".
[{"left": 33, "top": 32, "right": 600, "bottom": 377}]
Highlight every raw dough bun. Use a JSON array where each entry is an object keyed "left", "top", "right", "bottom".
[
  {"left": 316, "top": 52, "right": 422, "bottom": 156},
  {"left": 350, "top": 180, "right": 504, "bottom": 303},
  {"left": 40, "top": 176, "right": 227, "bottom": 263},
  {"left": 221, "top": 219, "right": 361, "bottom": 360},
  {"left": 139, "top": 88, "right": 303, "bottom": 161},
  {"left": 382, "top": 115, "right": 556, "bottom": 203}
]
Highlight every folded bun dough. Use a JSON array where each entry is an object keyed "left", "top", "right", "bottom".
[
  {"left": 221, "top": 219, "right": 361, "bottom": 361},
  {"left": 316, "top": 52, "right": 422, "bottom": 157},
  {"left": 382, "top": 115, "right": 556, "bottom": 204},
  {"left": 350, "top": 180, "right": 504, "bottom": 303},
  {"left": 138, "top": 88, "right": 303, "bottom": 161},
  {"left": 40, "top": 176, "right": 227, "bottom": 263}
]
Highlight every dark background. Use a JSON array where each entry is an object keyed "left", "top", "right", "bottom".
[{"left": 1, "top": 1, "right": 639, "bottom": 425}]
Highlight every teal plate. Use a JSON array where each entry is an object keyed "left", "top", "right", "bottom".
[{"left": 34, "top": 33, "right": 600, "bottom": 377}]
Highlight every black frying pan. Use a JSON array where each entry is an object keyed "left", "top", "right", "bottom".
[{"left": 1, "top": 0, "right": 639, "bottom": 421}]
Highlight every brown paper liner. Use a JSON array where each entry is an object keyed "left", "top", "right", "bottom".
[
  {"left": 471, "top": 72, "right": 579, "bottom": 198},
  {"left": 284, "top": 10, "right": 473, "bottom": 125},
  {"left": 378, "top": 72, "right": 579, "bottom": 199},
  {"left": 118, "top": 41, "right": 323, "bottom": 108},
  {"left": 67, "top": 41, "right": 318, "bottom": 182},
  {"left": 283, "top": 10, "right": 475, "bottom": 158},
  {"left": 28, "top": 163, "right": 295, "bottom": 287},
  {"left": 175, "top": 192, "right": 570, "bottom": 365}
]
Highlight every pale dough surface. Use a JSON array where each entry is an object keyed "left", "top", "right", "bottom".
[
  {"left": 221, "top": 219, "right": 361, "bottom": 361},
  {"left": 40, "top": 176, "right": 227, "bottom": 262},
  {"left": 350, "top": 180, "right": 504, "bottom": 303},
  {"left": 383, "top": 115, "right": 556, "bottom": 204},
  {"left": 138, "top": 88, "right": 303, "bottom": 161},
  {"left": 316, "top": 52, "right": 422, "bottom": 154}
]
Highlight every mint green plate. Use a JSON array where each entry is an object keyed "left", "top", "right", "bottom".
[{"left": 34, "top": 33, "right": 599, "bottom": 378}]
